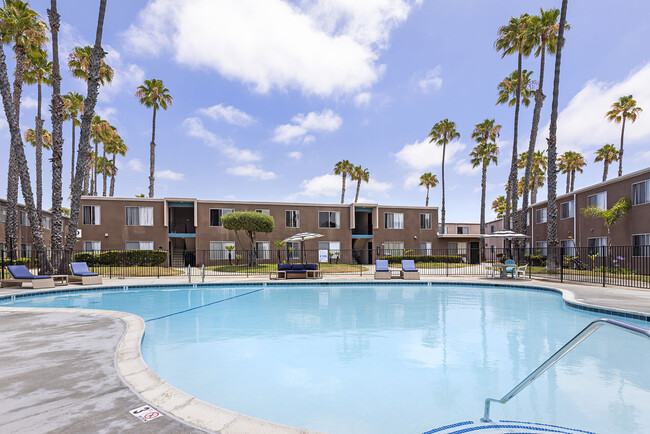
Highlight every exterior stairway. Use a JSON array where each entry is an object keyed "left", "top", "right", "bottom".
[{"left": 171, "top": 250, "right": 185, "bottom": 268}]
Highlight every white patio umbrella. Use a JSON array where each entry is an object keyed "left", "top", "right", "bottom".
[
  {"left": 480, "top": 230, "right": 530, "bottom": 239},
  {"left": 282, "top": 232, "right": 324, "bottom": 263}
]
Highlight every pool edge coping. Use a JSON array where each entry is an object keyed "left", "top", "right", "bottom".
[{"left": 0, "top": 279, "right": 648, "bottom": 434}]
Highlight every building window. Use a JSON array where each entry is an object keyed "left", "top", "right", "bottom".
[
  {"left": 438, "top": 225, "right": 448, "bottom": 234},
  {"left": 384, "top": 213, "right": 404, "bottom": 229},
  {"left": 536, "top": 208, "right": 547, "bottom": 224},
  {"left": 535, "top": 241, "right": 547, "bottom": 256},
  {"left": 632, "top": 180, "right": 650, "bottom": 206},
  {"left": 285, "top": 210, "right": 300, "bottom": 228},
  {"left": 420, "top": 214, "right": 432, "bottom": 230},
  {"left": 632, "top": 234, "right": 650, "bottom": 257},
  {"left": 318, "top": 211, "right": 340, "bottom": 228},
  {"left": 457, "top": 226, "right": 469, "bottom": 235},
  {"left": 286, "top": 241, "right": 301, "bottom": 259},
  {"left": 83, "top": 205, "right": 101, "bottom": 225},
  {"left": 125, "top": 241, "right": 154, "bottom": 250},
  {"left": 448, "top": 242, "right": 466, "bottom": 255},
  {"left": 587, "top": 237, "right": 607, "bottom": 257},
  {"left": 560, "top": 201, "right": 574, "bottom": 219},
  {"left": 490, "top": 225, "right": 496, "bottom": 233},
  {"left": 560, "top": 239, "right": 575, "bottom": 256},
  {"left": 318, "top": 241, "right": 341, "bottom": 260},
  {"left": 209, "top": 208, "right": 234, "bottom": 227},
  {"left": 587, "top": 192, "right": 607, "bottom": 209},
  {"left": 83, "top": 241, "right": 101, "bottom": 253},
  {"left": 126, "top": 206, "right": 154, "bottom": 226},
  {"left": 384, "top": 241, "right": 404, "bottom": 256},
  {"left": 420, "top": 242, "right": 432, "bottom": 255},
  {"left": 19, "top": 211, "right": 30, "bottom": 226},
  {"left": 255, "top": 241, "right": 270, "bottom": 260},
  {"left": 20, "top": 243, "right": 31, "bottom": 258},
  {"left": 42, "top": 216, "right": 51, "bottom": 230},
  {"left": 0, "top": 205, "right": 6, "bottom": 223},
  {"left": 209, "top": 241, "right": 235, "bottom": 260},
  {"left": 255, "top": 209, "right": 270, "bottom": 215}
]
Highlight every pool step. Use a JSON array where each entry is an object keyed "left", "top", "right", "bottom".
[{"left": 423, "top": 420, "right": 596, "bottom": 434}]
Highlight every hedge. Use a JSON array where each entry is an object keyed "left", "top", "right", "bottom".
[
  {"left": 379, "top": 254, "right": 463, "bottom": 264},
  {"left": 74, "top": 250, "right": 167, "bottom": 266},
  {"left": 524, "top": 254, "right": 546, "bottom": 266}
]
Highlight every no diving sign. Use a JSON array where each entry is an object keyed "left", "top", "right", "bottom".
[{"left": 130, "top": 405, "right": 162, "bottom": 422}]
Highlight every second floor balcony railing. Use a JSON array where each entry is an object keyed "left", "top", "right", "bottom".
[{"left": 169, "top": 223, "right": 195, "bottom": 234}]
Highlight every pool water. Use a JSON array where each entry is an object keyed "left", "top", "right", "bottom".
[{"left": 3, "top": 284, "right": 650, "bottom": 433}]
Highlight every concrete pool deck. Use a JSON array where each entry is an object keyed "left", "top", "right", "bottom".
[{"left": 0, "top": 276, "right": 649, "bottom": 433}]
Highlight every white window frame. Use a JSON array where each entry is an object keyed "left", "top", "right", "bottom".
[
  {"left": 255, "top": 209, "right": 270, "bottom": 215},
  {"left": 286, "top": 241, "right": 301, "bottom": 259},
  {"left": 420, "top": 213, "right": 432, "bottom": 230},
  {"left": 632, "top": 234, "right": 650, "bottom": 257},
  {"left": 536, "top": 208, "right": 548, "bottom": 224},
  {"left": 209, "top": 208, "right": 234, "bottom": 227},
  {"left": 255, "top": 241, "right": 270, "bottom": 260},
  {"left": 560, "top": 239, "right": 575, "bottom": 256},
  {"left": 41, "top": 215, "right": 51, "bottom": 230},
  {"left": 318, "top": 211, "right": 341, "bottom": 229},
  {"left": 20, "top": 243, "right": 31, "bottom": 258},
  {"left": 457, "top": 226, "right": 469, "bottom": 235},
  {"left": 632, "top": 180, "right": 650, "bottom": 206},
  {"left": 285, "top": 210, "right": 300, "bottom": 228},
  {"left": 448, "top": 242, "right": 466, "bottom": 255},
  {"left": 0, "top": 204, "right": 6, "bottom": 223},
  {"left": 587, "top": 192, "right": 607, "bottom": 210},
  {"left": 420, "top": 242, "right": 432, "bottom": 255},
  {"left": 438, "top": 225, "right": 448, "bottom": 234},
  {"left": 20, "top": 210, "right": 30, "bottom": 226},
  {"left": 125, "top": 206, "right": 153, "bottom": 226},
  {"left": 560, "top": 201, "right": 574, "bottom": 219},
  {"left": 82, "top": 205, "right": 101, "bottom": 225},
  {"left": 318, "top": 241, "right": 341, "bottom": 259},
  {"left": 83, "top": 241, "right": 101, "bottom": 253},
  {"left": 535, "top": 241, "right": 548, "bottom": 256},
  {"left": 587, "top": 237, "right": 607, "bottom": 257},
  {"left": 209, "top": 241, "right": 236, "bottom": 260},
  {"left": 383, "top": 241, "right": 404, "bottom": 256},
  {"left": 384, "top": 212, "right": 404, "bottom": 229},
  {"left": 125, "top": 241, "right": 154, "bottom": 250}
]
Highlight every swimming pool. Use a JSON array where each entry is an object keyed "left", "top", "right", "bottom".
[{"left": 2, "top": 282, "right": 649, "bottom": 433}]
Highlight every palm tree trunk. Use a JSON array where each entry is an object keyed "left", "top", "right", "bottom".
[
  {"left": 354, "top": 179, "right": 361, "bottom": 202},
  {"left": 110, "top": 152, "right": 116, "bottom": 196},
  {"left": 93, "top": 139, "right": 99, "bottom": 195},
  {"left": 425, "top": 185, "right": 429, "bottom": 207},
  {"left": 148, "top": 105, "right": 157, "bottom": 198},
  {"left": 531, "top": 173, "right": 538, "bottom": 204},
  {"left": 570, "top": 169, "right": 575, "bottom": 192},
  {"left": 602, "top": 161, "right": 608, "bottom": 182},
  {"left": 35, "top": 78, "right": 43, "bottom": 220},
  {"left": 340, "top": 173, "right": 346, "bottom": 204},
  {"left": 102, "top": 142, "right": 107, "bottom": 196},
  {"left": 509, "top": 49, "right": 523, "bottom": 237},
  {"left": 70, "top": 120, "right": 75, "bottom": 191},
  {"left": 521, "top": 44, "right": 547, "bottom": 238},
  {"left": 546, "top": 0, "right": 569, "bottom": 268},
  {"left": 618, "top": 116, "right": 626, "bottom": 177},
  {"left": 480, "top": 164, "right": 487, "bottom": 235},
  {"left": 441, "top": 142, "right": 446, "bottom": 233},
  {"left": 565, "top": 171, "right": 570, "bottom": 194},
  {"left": 65, "top": 0, "right": 108, "bottom": 251},
  {"left": 83, "top": 150, "right": 91, "bottom": 195}
]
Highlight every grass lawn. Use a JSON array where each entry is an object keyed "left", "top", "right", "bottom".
[
  {"left": 409, "top": 262, "right": 471, "bottom": 269},
  {"left": 89, "top": 266, "right": 184, "bottom": 277},
  {"left": 205, "top": 263, "right": 369, "bottom": 274}
]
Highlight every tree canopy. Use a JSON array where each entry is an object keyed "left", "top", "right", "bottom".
[{"left": 222, "top": 211, "right": 274, "bottom": 234}]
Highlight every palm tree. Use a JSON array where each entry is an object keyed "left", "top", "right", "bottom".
[
  {"left": 62, "top": 91, "right": 84, "bottom": 191},
  {"left": 428, "top": 119, "right": 460, "bottom": 234},
  {"left": 559, "top": 151, "right": 586, "bottom": 192},
  {"left": 471, "top": 119, "right": 501, "bottom": 235},
  {"left": 65, "top": 0, "right": 109, "bottom": 251},
  {"left": 101, "top": 125, "right": 118, "bottom": 196},
  {"left": 23, "top": 48, "right": 52, "bottom": 218},
  {"left": 67, "top": 45, "right": 114, "bottom": 84},
  {"left": 105, "top": 133, "right": 126, "bottom": 197},
  {"left": 496, "top": 70, "right": 535, "bottom": 107},
  {"left": 495, "top": 13, "right": 530, "bottom": 236},
  {"left": 23, "top": 127, "right": 52, "bottom": 218},
  {"left": 492, "top": 195, "right": 506, "bottom": 219},
  {"left": 557, "top": 152, "right": 571, "bottom": 194},
  {"left": 583, "top": 197, "right": 631, "bottom": 250},
  {"left": 333, "top": 159, "right": 353, "bottom": 204},
  {"left": 594, "top": 144, "right": 619, "bottom": 182},
  {"left": 518, "top": 150, "right": 547, "bottom": 204},
  {"left": 350, "top": 165, "right": 369, "bottom": 203},
  {"left": 0, "top": 0, "right": 48, "bottom": 253},
  {"left": 135, "top": 78, "right": 173, "bottom": 198},
  {"left": 606, "top": 95, "right": 643, "bottom": 177},
  {"left": 88, "top": 115, "right": 111, "bottom": 196},
  {"left": 546, "top": 0, "right": 569, "bottom": 265},
  {"left": 418, "top": 172, "right": 439, "bottom": 207}
]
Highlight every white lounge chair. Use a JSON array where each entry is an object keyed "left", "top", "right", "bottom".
[
  {"left": 515, "top": 264, "right": 528, "bottom": 280},
  {"left": 484, "top": 263, "right": 495, "bottom": 279}
]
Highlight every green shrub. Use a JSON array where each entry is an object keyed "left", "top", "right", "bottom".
[
  {"left": 3, "top": 257, "right": 32, "bottom": 266},
  {"left": 525, "top": 254, "right": 546, "bottom": 266},
  {"left": 379, "top": 254, "right": 463, "bottom": 264},
  {"left": 74, "top": 250, "right": 167, "bottom": 266}
]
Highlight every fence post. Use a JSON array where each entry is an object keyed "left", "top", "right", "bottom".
[
  {"left": 201, "top": 264, "right": 205, "bottom": 283},
  {"left": 560, "top": 246, "right": 564, "bottom": 283},
  {"left": 1, "top": 248, "right": 4, "bottom": 280},
  {"left": 603, "top": 251, "right": 606, "bottom": 287},
  {"left": 187, "top": 264, "right": 191, "bottom": 282}
]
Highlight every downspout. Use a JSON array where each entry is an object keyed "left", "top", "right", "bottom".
[{"left": 573, "top": 192, "right": 577, "bottom": 248}]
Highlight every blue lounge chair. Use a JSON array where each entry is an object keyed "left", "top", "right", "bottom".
[
  {"left": 69, "top": 262, "right": 103, "bottom": 285},
  {"left": 375, "top": 260, "right": 391, "bottom": 280},
  {"left": 2, "top": 265, "right": 55, "bottom": 289},
  {"left": 400, "top": 259, "right": 420, "bottom": 280},
  {"left": 504, "top": 259, "right": 516, "bottom": 278}
]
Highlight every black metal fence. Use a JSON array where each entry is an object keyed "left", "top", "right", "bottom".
[{"left": 1, "top": 246, "right": 648, "bottom": 289}]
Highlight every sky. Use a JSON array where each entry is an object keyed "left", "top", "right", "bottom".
[{"left": 2, "top": 0, "right": 650, "bottom": 223}]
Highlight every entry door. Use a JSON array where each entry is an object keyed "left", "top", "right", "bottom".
[{"left": 469, "top": 242, "right": 480, "bottom": 264}]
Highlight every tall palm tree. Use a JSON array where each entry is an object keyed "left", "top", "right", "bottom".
[
  {"left": 65, "top": 0, "right": 109, "bottom": 251},
  {"left": 101, "top": 125, "right": 118, "bottom": 196},
  {"left": 62, "top": 91, "right": 83, "bottom": 191},
  {"left": 23, "top": 127, "right": 52, "bottom": 218},
  {"left": 106, "top": 134, "right": 127, "bottom": 197},
  {"left": 418, "top": 172, "right": 439, "bottom": 207},
  {"left": 333, "top": 159, "right": 353, "bottom": 204},
  {"left": 471, "top": 119, "right": 501, "bottom": 235},
  {"left": 88, "top": 115, "right": 111, "bottom": 196},
  {"left": 559, "top": 151, "right": 586, "bottom": 193},
  {"left": 521, "top": 8, "right": 564, "bottom": 238},
  {"left": 528, "top": 150, "right": 547, "bottom": 204},
  {"left": 495, "top": 13, "right": 530, "bottom": 236},
  {"left": 135, "top": 78, "right": 173, "bottom": 198},
  {"left": 492, "top": 195, "right": 506, "bottom": 219},
  {"left": 24, "top": 48, "right": 52, "bottom": 218},
  {"left": 0, "top": 0, "right": 48, "bottom": 253},
  {"left": 496, "top": 70, "right": 535, "bottom": 107},
  {"left": 606, "top": 95, "right": 643, "bottom": 177},
  {"left": 67, "top": 45, "right": 113, "bottom": 84},
  {"left": 546, "top": 0, "right": 569, "bottom": 266},
  {"left": 558, "top": 152, "right": 571, "bottom": 194},
  {"left": 594, "top": 144, "right": 619, "bottom": 182},
  {"left": 427, "top": 119, "right": 460, "bottom": 234},
  {"left": 350, "top": 165, "right": 369, "bottom": 203}
]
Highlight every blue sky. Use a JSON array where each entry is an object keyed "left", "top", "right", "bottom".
[{"left": 4, "top": 0, "right": 650, "bottom": 223}]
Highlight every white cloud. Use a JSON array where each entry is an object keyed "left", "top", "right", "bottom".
[
  {"left": 288, "top": 151, "right": 303, "bottom": 160},
  {"left": 365, "top": 178, "right": 392, "bottom": 194},
  {"left": 417, "top": 66, "right": 443, "bottom": 93},
  {"left": 100, "top": 45, "right": 146, "bottom": 103},
  {"left": 22, "top": 96, "right": 37, "bottom": 109},
  {"left": 95, "top": 106, "right": 118, "bottom": 123},
  {"left": 156, "top": 169, "right": 185, "bottom": 180},
  {"left": 123, "top": 0, "right": 419, "bottom": 96},
  {"left": 394, "top": 138, "right": 467, "bottom": 172},
  {"left": 354, "top": 92, "right": 372, "bottom": 107},
  {"left": 126, "top": 159, "right": 144, "bottom": 172},
  {"left": 454, "top": 159, "right": 479, "bottom": 175},
  {"left": 226, "top": 165, "right": 277, "bottom": 180},
  {"left": 198, "top": 104, "right": 255, "bottom": 126},
  {"left": 543, "top": 61, "right": 650, "bottom": 154},
  {"left": 182, "top": 117, "right": 261, "bottom": 162},
  {"left": 288, "top": 173, "right": 391, "bottom": 200},
  {"left": 272, "top": 109, "right": 342, "bottom": 144}
]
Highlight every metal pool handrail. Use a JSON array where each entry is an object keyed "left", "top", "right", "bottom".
[{"left": 481, "top": 318, "right": 650, "bottom": 423}]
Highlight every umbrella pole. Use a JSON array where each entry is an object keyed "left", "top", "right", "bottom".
[{"left": 302, "top": 239, "right": 305, "bottom": 264}]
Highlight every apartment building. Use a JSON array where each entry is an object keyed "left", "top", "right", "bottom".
[
  {"left": 0, "top": 199, "right": 68, "bottom": 256},
  {"left": 75, "top": 196, "right": 483, "bottom": 264},
  {"left": 485, "top": 167, "right": 650, "bottom": 255}
]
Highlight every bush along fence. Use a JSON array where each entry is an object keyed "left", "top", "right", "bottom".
[{"left": 0, "top": 246, "right": 648, "bottom": 289}]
